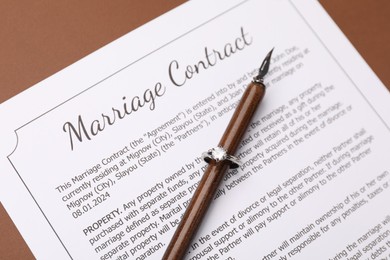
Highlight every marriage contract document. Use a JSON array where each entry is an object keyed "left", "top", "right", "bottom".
[{"left": 1, "top": 0, "right": 390, "bottom": 259}]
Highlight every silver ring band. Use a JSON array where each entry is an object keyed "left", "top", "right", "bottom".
[{"left": 202, "top": 147, "right": 241, "bottom": 169}]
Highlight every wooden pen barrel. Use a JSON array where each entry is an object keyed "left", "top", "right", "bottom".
[
  {"left": 218, "top": 81, "right": 266, "bottom": 153},
  {"left": 162, "top": 82, "right": 266, "bottom": 260}
]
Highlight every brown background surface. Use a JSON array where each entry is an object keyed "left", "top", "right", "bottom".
[{"left": 0, "top": 0, "right": 389, "bottom": 258}]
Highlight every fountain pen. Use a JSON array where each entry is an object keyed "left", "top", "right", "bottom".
[{"left": 163, "top": 48, "right": 274, "bottom": 260}]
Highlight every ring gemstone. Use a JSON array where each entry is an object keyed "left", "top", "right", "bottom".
[{"left": 212, "top": 147, "right": 227, "bottom": 161}]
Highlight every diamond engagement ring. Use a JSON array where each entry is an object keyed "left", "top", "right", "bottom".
[{"left": 202, "top": 147, "right": 242, "bottom": 169}]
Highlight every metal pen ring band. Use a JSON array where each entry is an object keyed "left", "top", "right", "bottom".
[{"left": 201, "top": 147, "right": 241, "bottom": 169}]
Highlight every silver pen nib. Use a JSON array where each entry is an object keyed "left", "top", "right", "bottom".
[{"left": 254, "top": 48, "right": 274, "bottom": 83}]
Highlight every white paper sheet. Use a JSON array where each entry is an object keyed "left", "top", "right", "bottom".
[{"left": 1, "top": 0, "right": 390, "bottom": 259}]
